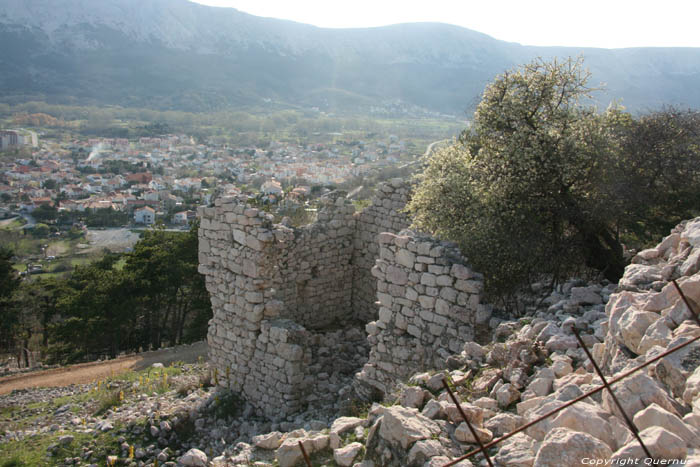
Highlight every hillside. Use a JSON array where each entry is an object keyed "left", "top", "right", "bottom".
[
  {"left": 2, "top": 218, "right": 699, "bottom": 466},
  {"left": 1, "top": 0, "right": 700, "bottom": 114}
]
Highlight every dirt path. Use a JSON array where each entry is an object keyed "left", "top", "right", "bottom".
[{"left": 0, "top": 341, "right": 208, "bottom": 395}]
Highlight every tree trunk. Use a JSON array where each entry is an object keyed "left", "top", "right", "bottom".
[{"left": 581, "top": 226, "right": 626, "bottom": 283}]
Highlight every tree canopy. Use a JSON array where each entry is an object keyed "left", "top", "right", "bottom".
[
  {"left": 0, "top": 223, "right": 211, "bottom": 365},
  {"left": 407, "top": 57, "right": 700, "bottom": 303}
]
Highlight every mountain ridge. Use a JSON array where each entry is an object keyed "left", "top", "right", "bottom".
[{"left": 1, "top": 0, "right": 699, "bottom": 114}]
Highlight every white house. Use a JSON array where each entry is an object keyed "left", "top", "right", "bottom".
[
  {"left": 173, "top": 211, "right": 189, "bottom": 224},
  {"left": 134, "top": 206, "right": 155, "bottom": 225},
  {"left": 142, "top": 190, "right": 159, "bottom": 202},
  {"left": 261, "top": 180, "right": 283, "bottom": 195}
]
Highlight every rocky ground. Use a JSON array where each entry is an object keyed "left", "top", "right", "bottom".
[{"left": 3, "top": 219, "right": 700, "bottom": 466}]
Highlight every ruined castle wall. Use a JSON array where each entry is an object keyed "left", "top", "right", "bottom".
[
  {"left": 199, "top": 179, "right": 489, "bottom": 415},
  {"left": 198, "top": 193, "right": 358, "bottom": 417},
  {"left": 351, "top": 179, "right": 411, "bottom": 323},
  {"left": 355, "top": 231, "right": 493, "bottom": 396},
  {"left": 270, "top": 195, "right": 356, "bottom": 329}
]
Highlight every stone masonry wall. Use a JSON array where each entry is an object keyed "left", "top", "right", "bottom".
[
  {"left": 355, "top": 231, "right": 493, "bottom": 397},
  {"left": 198, "top": 192, "right": 357, "bottom": 417},
  {"left": 199, "top": 179, "right": 487, "bottom": 416},
  {"left": 352, "top": 179, "right": 411, "bottom": 322}
]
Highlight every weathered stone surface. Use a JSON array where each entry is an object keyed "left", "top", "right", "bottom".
[
  {"left": 180, "top": 448, "right": 208, "bottom": 467},
  {"left": 399, "top": 386, "right": 425, "bottom": 409},
  {"left": 654, "top": 335, "right": 700, "bottom": 398},
  {"left": 550, "top": 356, "right": 573, "bottom": 378},
  {"left": 276, "top": 437, "right": 305, "bottom": 467},
  {"left": 619, "top": 264, "right": 664, "bottom": 289},
  {"left": 611, "top": 426, "right": 687, "bottom": 461},
  {"left": 472, "top": 368, "right": 502, "bottom": 394},
  {"left": 396, "top": 249, "right": 416, "bottom": 268},
  {"left": 445, "top": 402, "right": 484, "bottom": 427},
  {"left": 406, "top": 439, "right": 448, "bottom": 466},
  {"left": 484, "top": 412, "right": 523, "bottom": 437},
  {"left": 684, "top": 366, "right": 700, "bottom": 405},
  {"left": 524, "top": 377, "right": 552, "bottom": 399},
  {"left": 533, "top": 428, "right": 613, "bottom": 467},
  {"left": 637, "top": 318, "right": 673, "bottom": 354},
  {"left": 633, "top": 403, "right": 700, "bottom": 446},
  {"left": 425, "top": 456, "right": 473, "bottom": 467},
  {"left": 378, "top": 406, "right": 440, "bottom": 450},
  {"left": 454, "top": 422, "right": 493, "bottom": 444},
  {"left": 549, "top": 403, "right": 615, "bottom": 450},
  {"left": 331, "top": 417, "right": 366, "bottom": 436},
  {"left": 493, "top": 433, "right": 536, "bottom": 467},
  {"left": 570, "top": 286, "right": 603, "bottom": 306},
  {"left": 618, "top": 308, "right": 660, "bottom": 354},
  {"left": 421, "top": 399, "right": 446, "bottom": 420},
  {"left": 333, "top": 442, "right": 363, "bottom": 466},
  {"left": 495, "top": 383, "right": 520, "bottom": 409},
  {"left": 602, "top": 372, "right": 679, "bottom": 419},
  {"left": 253, "top": 431, "right": 284, "bottom": 450}
]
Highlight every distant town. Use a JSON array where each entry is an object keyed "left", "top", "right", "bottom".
[{"left": 0, "top": 129, "right": 419, "bottom": 230}]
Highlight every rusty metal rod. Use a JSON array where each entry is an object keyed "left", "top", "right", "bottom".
[
  {"left": 573, "top": 328, "right": 653, "bottom": 459},
  {"left": 443, "top": 331, "right": 700, "bottom": 466},
  {"left": 672, "top": 279, "right": 700, "bottom": 327},
  {"left": 298, "top": 440, "right": 312, "bottom": 467},
  {"left": 442, "top": 377, "right": 494, "bottom": 467}
]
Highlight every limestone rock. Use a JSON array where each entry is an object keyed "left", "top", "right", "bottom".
[
  {"left": 684, "top": 366, "right": 700, "bottom": 405},
  {"left": 454, "top": 422, "right": 493, "bottom": 444},
  {"left": 611, "top": 426, "right": 687, "bottom": 461},
  {"left": 406, "top": 439, "right": 448, "bottom": 466},
  {"left": 421, "top": 399, "right": 446, "bottom": 420},
  {"left": 524, "top": 377, "right": 552, "bottom": 399},
  {"left": 471, "top": 368, "right": 501, "bottom": 394},
  {"left": 618, "top": 307, "right": 660, "bottom": 354},
  {"left": 619, "top": 264, "right": 664, "bottom": 290},
  {"left": 333, "top": 442, "right": 363, "bottom": 467},
  {"left": 548, "top": 403, "right": 615, "bottom": 450},
  {"left": 655, "top": 335, "right": 700, "bottom": 398},
  {"left": 550, "top": 356, "right": 573, "bottom": 378},
  {"left": 276, "top": 438, "right": 306, "bottom": 467},
  {"left": 602, "top": 372, "right": 679, "bottom": 419},
  {"left": 445, "top": 402, "right": 484, "bottom": 426},
  {"left": 570, "top": 286, "right": 603, "bottom": 306},
  {"left": 484, "top": 412, "right": 523, "bottom": 437},
  {"left": 180, "top": 448, "right": 208, "bottom": 467},
  {"left": 426, "top": 373, "right": 445, "bottom": 392},
  {"left": 637, "top": 318, "right": 673, "bottom": 354},
  {"left": 253, "top": 431, "right": 283, "bottom": 450},
  {"left": 633, "top": 403, "right": 700, "bottom": 446},
  {"left": 533, "top": 428, "right": 612, "bottom": 467},
  {"left": 331, "top": 417, "right": 366, "bottom": 436},
  {"left": 378, "top": 406, "right": 440, "bottom": 450},
  {"left": 495, "top": 383, "right": 520, "bottom": 409},
  {"left": 424, "top": 456, "right": 473, "bottom": 467},
  {"left": 493, "top": 433, "right": 537, "bottom": 467},
  {"left": 399, "top": 386, "right": 425, "bottom": 409}
]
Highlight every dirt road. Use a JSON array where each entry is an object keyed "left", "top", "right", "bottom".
[{"left": 0, "top": 341, "right": 208, "bottom": 395}]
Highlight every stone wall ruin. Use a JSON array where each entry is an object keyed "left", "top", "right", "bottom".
[
  {"left": 354, "top": 231, "right": 493, "bottom": 398},
  {"left": 198, "top": 179, "right": 491, "bottom": 417}
]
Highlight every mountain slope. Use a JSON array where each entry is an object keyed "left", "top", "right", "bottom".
[{"left": 1, "top": 0, "right": 699, "bottom": 114}]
